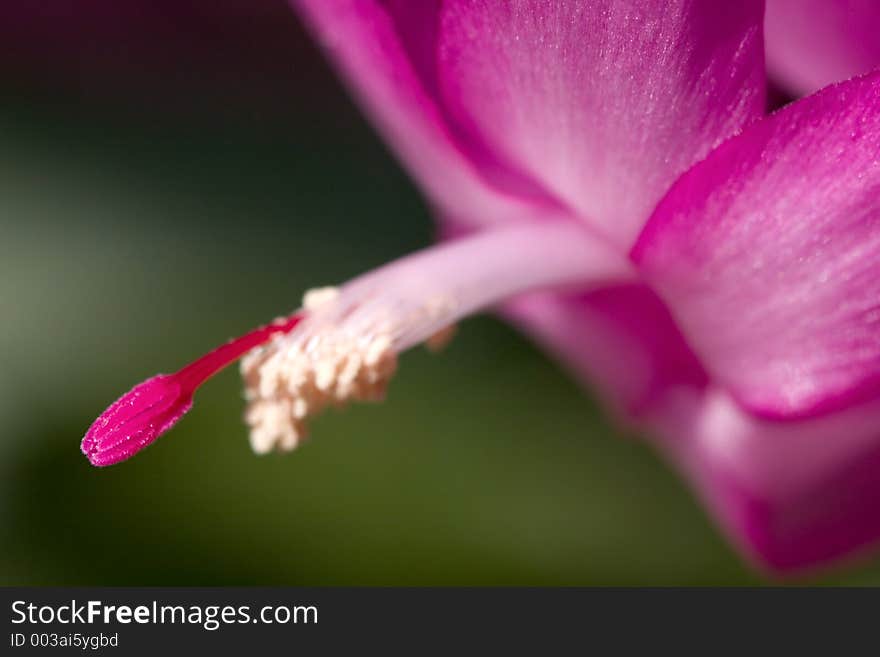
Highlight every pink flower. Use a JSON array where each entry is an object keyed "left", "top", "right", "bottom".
[
  {"left": 766, "top": 0, "right": 880, "bottom": 95},
  {"left": 83, "top": 1, "right": 880, "bottom": 575}
]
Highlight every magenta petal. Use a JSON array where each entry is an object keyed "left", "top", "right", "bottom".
[
  {"left": 766, "top": 0, "right": 880, "bottom": 95},
  {"left": 633, "top": 71, "right": 880, "bottom": 419},
  {"left": 503, "top": 284, "right": 707, "bottom": 418},
  {"left": 656, "top": 389, "right": 880, "bottom": 572},
  {"left": 435, "top": 0, "right": 766, "bottom": 245},
  {"left": 294, "top": 1, "right": 765, "bottom": 243},
  {"left": 291, "top": 0, "right": 545, "bottom": 230}
]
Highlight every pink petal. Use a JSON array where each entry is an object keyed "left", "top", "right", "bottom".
[
  {"left": 503, "top": 285, "right": 707, "bottom": 418},
  {"left": 292, "top": 0, "right": 548, "bottom": 231},
  {"left": 655, "top": 388, "right": 880, "bottom": 572},
  {"left": 633, "top": 71, "right": 880, "bottom": 420},
  {"left": 294, "top": 1, "right": 766, "bottom": 244},
  {"left": 435, "top": 0, "right": 766, "bottom": 245},
  {"left": 766, "top": 0, "right": 880, "bottom": 96}
]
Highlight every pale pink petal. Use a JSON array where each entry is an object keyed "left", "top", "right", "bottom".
[
  {"left": 766, "top": 0, "right": 880, "bottom": 95},
  {"left": 435, "top": 0, "right": 766, "bottom": 246},
  {"left": 633, "top": 71, "right": 880, "bottom": 419},
  {"left": 292, "top": 0, "right": 549, "bottom": 230},
  {"left": 655, "top": 388, "right": 880, "bottom": 572}
]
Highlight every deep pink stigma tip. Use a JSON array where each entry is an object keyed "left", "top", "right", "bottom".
[
  {"left": 81, "top": 375, "right": 192, "bottom": 467},
  {"left": 81, "top": 314, "right": 303, "bottom": 467}
]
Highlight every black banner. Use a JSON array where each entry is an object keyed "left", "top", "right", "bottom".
[{"left": 0, "top": 587, "right": 870, "bottom": 652}]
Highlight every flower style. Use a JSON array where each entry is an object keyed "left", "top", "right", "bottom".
[{"left": 83, "top": 0, "right": 880, "bottom": 575}]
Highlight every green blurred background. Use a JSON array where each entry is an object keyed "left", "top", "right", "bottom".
[{"left": 2, "top": 1, "right": 878, "bottom": 586}]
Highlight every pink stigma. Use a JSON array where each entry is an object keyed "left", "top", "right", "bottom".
[{"left": 81, "top": 314, "right": 303, "bottom": 467}]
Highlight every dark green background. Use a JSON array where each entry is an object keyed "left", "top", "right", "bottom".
[{"left": 2, "top": 8, "right": 878, "bottom": 585}]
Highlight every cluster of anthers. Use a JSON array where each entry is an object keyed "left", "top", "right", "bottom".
[{"left": 241, "top": 286, "right": 456, "bottom": 454}]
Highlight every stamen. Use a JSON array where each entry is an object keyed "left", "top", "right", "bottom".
[
  {"left": 241, "top": 288, "right": 400, "bottom": 454},
  {"left": 82, "top": 220, "right": 631, "bottom": 466},
  {"left": 241, "top": 220, "right": 632, "bottom": 454},
  {"left": 81, "top": 315, "right": 302, "bottom": 467}
]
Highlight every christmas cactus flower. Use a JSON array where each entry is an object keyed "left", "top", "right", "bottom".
[
  {"left": 83, "top": 0, "right": 880, "bottom": 575},
  {"left": 765, "top": 0, "right": 880, "bottom": 95}
]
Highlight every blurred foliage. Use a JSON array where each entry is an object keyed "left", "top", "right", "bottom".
[{"left": 1, "top": 14, "right": 879, "bottom": 585}]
